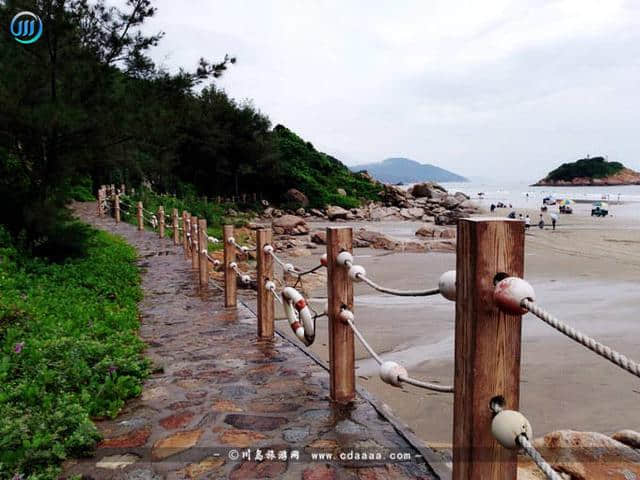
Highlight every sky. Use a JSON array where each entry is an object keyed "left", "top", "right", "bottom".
[{"left": 138, "top": 0, "right": 640, "bottom": 181}]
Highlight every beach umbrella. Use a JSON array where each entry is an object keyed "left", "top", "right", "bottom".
[
  {"left": 559, "top": 199, "right": 574, "bottom": 206},
  {"left": 592, "top": 201, "right": 608, "bottom": 208}
]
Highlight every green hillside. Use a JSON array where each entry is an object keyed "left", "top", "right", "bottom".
[{"left": 545, "top": 157, "right": 624, "bottom": 181}]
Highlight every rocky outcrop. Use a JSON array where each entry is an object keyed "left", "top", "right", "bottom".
[
  {"left": 284, "top": 188, "right": 309, "bottom": 206},
  {"left": 518, "top": 430, "right": 640, "bottom": 480},
  {"left": 272, "top": 215, "right": 309, "bottom": 235},
  {"left": 534, "top": 166, "right": 640, "bottom": 186},
  {"left": 410, "top": 181, "right": 447, "bottom": 199},
  {"left": 326, "top": 206, "right": 351, "bottom": 221}
]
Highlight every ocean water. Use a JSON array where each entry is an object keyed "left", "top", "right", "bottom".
[{"left": 433, "top": 181, "right": 640, "bottom": 219}]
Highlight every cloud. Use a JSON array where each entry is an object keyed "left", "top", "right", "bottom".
[{"left": 140, "top": 0, "right": 640, "bottom": 180}]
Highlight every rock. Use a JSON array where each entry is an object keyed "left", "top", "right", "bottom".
[
  {"left": 224, "top": 414, "right": 288, "bottom": 431},
  {"left": 295, "top": 207, "right": 306, "bottom": 216},
  {"left": 283, "top": 426, "right": 310, "bottom": 443},
  {"left": 263, "top": 207, "right": 274, "bottom": 218},
  {"left": 441, "top": 194, "right": 462, "bottom": 209},
  {"left": 284, "top": 188, "right": 309, "bottom": 207},
  {"left": 289, "top": 247, "right": 312, "bottom": 257},
  {"left": 303, "top": 464, "right": 337, "bottom": 480},
  {"left": 454, "top": 191, "right": 470, "bottom": 201},
  {"left": 326, "top": 205, "right": 350, "bottom": 221},
  {"left": 409, "top": 182, "right": 447, "bottom": 199},
  {"left": 152, "top": 429, "right": 203, "bottom": 460},
  {"left": 183, "top": 457, "right": 225, "bottom": 478},
  {"left": 337, "top": 188, "right": 347, "bottom": 196},
  {"left": 310, "top": 208, "right": 326, "bottom": 218},
  {"left": 96, "top": 454, "right": 139, "bottom": 470},
  {"left": 272, "top": 215, "right": 309, "bottom": 235},
  {"left": 159, "top": 411, "right": 195, "bottom": 430},
  {"left": 211, "top": 400, "right": 244, "bottom": 412},
  {"left": 230, "top": 461, "right": 287, "bottom": 480},
  {"left": 611, "top": 430, "right": 640, "bottom": 449},
  {"left": 415, "top": 224, "right": 456, "bottom": 239},
  {"left": 519, "top": 430, "right": 640, "bottom": 480},
  {"left": 99, "top": 426, "right": 151, "bottom": 448},
  {"left": 378, "top": 184, "right": 413, "bottom": 208},
  {"left": 429, "top": 239, "right": 456, "bottom": 252},
  {"left": 355, "top": 229, "right": 400, "bottom": 250},
  {"left": 219, "top": 429, "right": 269, "bottom": 447},
  {"left": 311, "top": 231, "right": 326, "bottom": 245},
  {"left": 272, "top": 209, "right": 283, "bottom": 218}
]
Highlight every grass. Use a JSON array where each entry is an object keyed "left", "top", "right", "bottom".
[{"left": 0, "top": 226, "right": 148, "bottom": 479}]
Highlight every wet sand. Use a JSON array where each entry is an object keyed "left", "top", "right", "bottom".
[{"left": 272, "top": 202, "right": 640, "bottom": 445}]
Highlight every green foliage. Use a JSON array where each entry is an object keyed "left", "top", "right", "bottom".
[
  {"left": 546, "top": 157, "right": 624, "bottom": 181},
  {"left": 0, "top": 227, "right": 148, "bottom": 479},
  {"left": 270, "top": 125, "right": 380, "bottom": 208},
  {"left": 65, "top": 177, "right": 96, "bottom": 202}
]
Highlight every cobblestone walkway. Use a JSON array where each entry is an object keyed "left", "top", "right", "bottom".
[{"left": 64, "top": 203, "right": 440, "bottom": 479}]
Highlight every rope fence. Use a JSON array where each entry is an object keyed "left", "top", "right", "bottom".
[{"left": 97, "top": 188, "right": 637, "bottom": 480}]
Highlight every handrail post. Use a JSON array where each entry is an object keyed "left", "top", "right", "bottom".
[
  {"left": 198, "top": 218, "right": 208, "bottom": 286},
  {"left": 172, "top": 208, "right": 179, "bottom": 245},
  {"left": 191, "top": 216, "right": 199, "bottom": 271},
  {"left": 223, "top": 225, "right": 237, "bottom": 307},
  {"left": 453, "top": 218, "right": 525, "bottom": 480},
  {"left": 256, "top": 228, "right": 274, "bottom": 338},
  {"left": 183, "top": 212, "right": 190, "bottom": 258},
  {"left": 137, "top": 202, "right": 143, "bottom": 230},
  {"left": 326, "top": 226, "right": 355, "bottom": 404},
  {"left": 97, "top": 188, "right": 103, "bottom": 217},
  {"left": 120, "top": 183, "right": 125, "bottom": 195},
  {"left": 114, "top": 194, "right": 120, "bottom": 223},
  {"left": 158, "top": 206, "right": 165, "bottom": 238}
]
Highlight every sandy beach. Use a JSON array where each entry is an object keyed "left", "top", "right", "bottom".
[{"left": 244, "top": 201, "right": 640, "bottom": 446}]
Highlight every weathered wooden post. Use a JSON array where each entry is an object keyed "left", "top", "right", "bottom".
[
  {"left": 97, "top": 189, "right": 103, "bottom": 216},
  {"left": 256, "top": 228, "right": 274, "bottom": 338},
  {"left": 110, "top": 184, "right": 115, "bottom": 196},
  {"left": 453, "top": 218, "right": 525, "bottom": 480},
  {"left": 137, "top": 202, "right": 144, "bottom": 231},
  {"left": 198, "top": 218, "right": 208, "bottom": 286},
  {"left": 191, "top": 216, "right": 199, "bottom": 271},
  {"left": 114, "top": 194, "right": 120, "bottom": 223},
  {"left": 158, "top": 206, "right": 165, "bottom": 238},
  {"left": 326, "top": 226, "right": 355, "bottom": 404},
  {"left": 120, "top": 183, "right": 125, "bottom": 195},
  {"left": 172, "top": 208, "right": 179, "bottom": 245},
  {"left": 223, "top": 225, "right": 237, "bottom": 307},
  {"left": 183, "top": 212, "right": 190, "bottom": 258}
]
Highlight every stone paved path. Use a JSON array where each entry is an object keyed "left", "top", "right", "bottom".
[{"left": 64, "top": 203, "right": 441, "bottom": 479}]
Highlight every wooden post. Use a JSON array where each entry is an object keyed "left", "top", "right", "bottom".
[
  {"left": 158, "top": 207, "right": 165, "bottom": 238},
  {"left": 326, "top": 227, "right": 355, "bottom": 404},
  {"left": 223, "top": 225, "right": 237, "bottom": 307},
  {"left": 256, "top": 229, "right": 274, "bottom": 338},
  {"left": 137, "top": 202, "right": 143, "bottom": 231},
  {"left": 183, "top": 212, "right": 190, "bottom": 258},
  {"left": 114, "top": 195, "right": 120, "bottom": 223},
  {"left": 172, "top": 208, "right": 179, "bottom": 245},
  {"left": 452, "top": 218, "right": 525, "bottom": 480},
  {"left": 191, "top": 216, "right": 200, "bottom": 271},
  {"left": 121, "top": 183, "right": 125, "bottom": 195},
  {"left": 198, "top": 218, "right": 208, "bottom": 286},
  {"left": 97, "top": 189, "right": 103, "bottom": 216}
]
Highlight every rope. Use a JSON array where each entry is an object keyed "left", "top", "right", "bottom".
[
  {"left": 517, "top": 435, "right": 563, "bottom": 480},
  {"left": 522, "top": 299, "right": 640, "bottom": 378},
  {"left": 396, "top": 374, "right": 454, "bottom": 393},
  {"left": 344, "top": 310, "right": 454, "bottom": 393},
  {"left": 268, "top": 249, "right": 322, "bottom": 278},
  {"left": 205, "top": 253, "right": 221, "bottom": 266},
  {"left": 229, "top": 237, "right": 257, "bottom": 253},
  {"left": 266, "top": 283, "right": 284, "bottom": 304},
  {"left": 357, "top": 273, "right": 440, "bottom": 297}
]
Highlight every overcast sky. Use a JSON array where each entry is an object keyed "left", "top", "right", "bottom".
[{"left": 140, "top": 0, "right": 640, "bottom": 181}]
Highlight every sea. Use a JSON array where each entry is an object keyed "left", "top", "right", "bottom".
[{"left": 431, "top": 181, "right": 640, "bottom": 219}]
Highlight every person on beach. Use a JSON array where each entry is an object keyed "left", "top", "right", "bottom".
[
  {"left": 490, "top": 203, "right": 496, "bottom": 212},
  {"left": 550, "top": 212, "right": 558, "bottom": 230},
  {"left": 538, "top": 214, "right": 545, "bottom": 229},
  {"left": 525, "top": 215, "right": 531, "bottom": 229}
]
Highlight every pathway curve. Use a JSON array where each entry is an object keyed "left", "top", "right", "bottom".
[{"left": 63, "top": 203, "right": 442, "bottom": 479}]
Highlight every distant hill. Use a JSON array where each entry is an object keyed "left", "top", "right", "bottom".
[
  {"left": 534, "top": 157, "right": 640, "bottom": 186},
  {"left": 352, "top": 157, "right": 468, "bottom": 184}
]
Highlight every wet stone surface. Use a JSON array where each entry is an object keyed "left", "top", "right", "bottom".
[{"left": 63, "top": 203, "right": 436, "bottom": 479}]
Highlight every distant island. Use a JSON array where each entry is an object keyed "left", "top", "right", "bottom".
[
  {"left": 353, "top": 157, "right": 468, "bottom": 184},
  {"left": 534, "top": 157, "right": 640, "bottom": 186}
]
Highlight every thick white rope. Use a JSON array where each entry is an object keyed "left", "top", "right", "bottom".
[
  {"left": 266, "top": 282, "right": 284, "bottom": 304},
  {"left": 357, "top": 273, "right": 440, "bottom": 297},
  {"left": 205, "top": 253, "right": 221, "bottom": 267},
  {"left": 230, "top": 262, "right": 252, "bottom": 284},
  {"left": 517, "top": 435, "right": 563, "bottom": 480},
  {"left": 343, "top": 310, "right": 454, "bottom": 393},
  {"left": 228, "top": 237, "right": 257, "bottom": 253},
  {"left": 268, "top": 249, "right": 323, "bottom": 278},
  {"left": 522, "top": 299, "right": 640, "bottom": 378}
]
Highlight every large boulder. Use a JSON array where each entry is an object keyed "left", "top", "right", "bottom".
[
  {"left": 378, "top": 184, "right": 413, "bottom": 208},
  {"left": 517, "top": 430, "right": 640, "bottom": 479},
  {"left": 410, "top": 182, "right": 447, "bottom": 199},
  {"left": 272, "top": 215, "right": 309, "bottom": 235},
  {"left": 310, "top": 231, "right": 326, "bottom": 245},
  {"left": 355, "top": 229, "right": 400, "bottom": 250},
  {"left": 326, "top": 205, "right": 350, "bottom": 221},
  {"left": 284, "top": 188, "right": 309, "bottom": 207}
]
